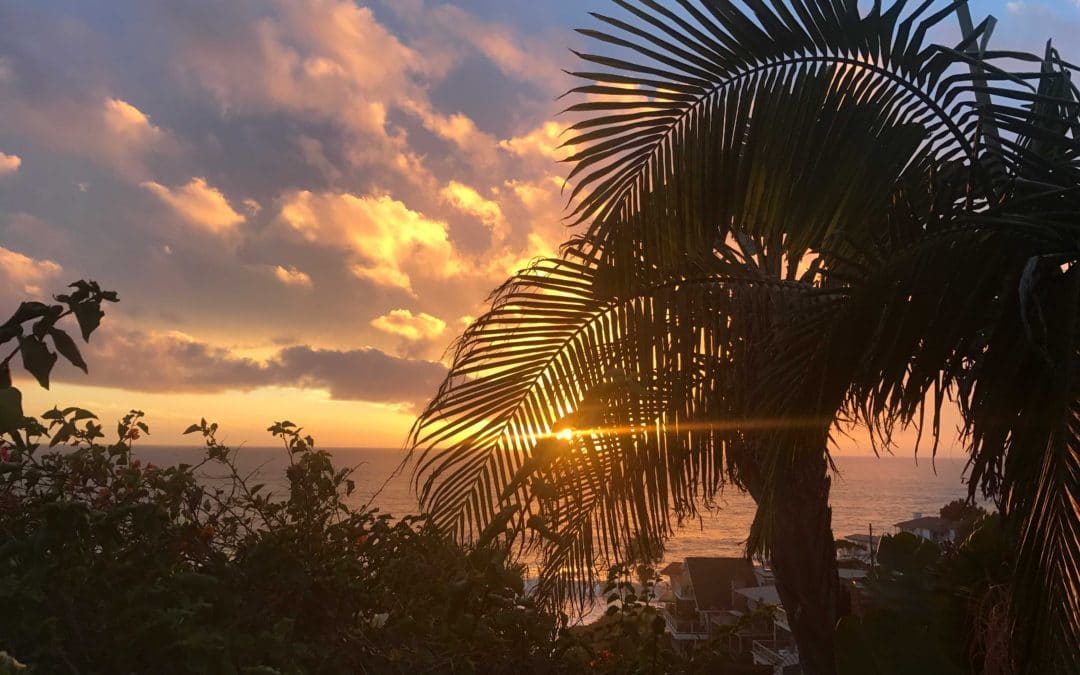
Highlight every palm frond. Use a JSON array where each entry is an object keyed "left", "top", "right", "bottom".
[
  {"left": 407, "top": 245, "right": 823, "bottom": 608},
  {"left": 562, "top": 0, "right": 1007, "bottom": 232},
  {"left": 960, "top": 257, "right": 1080, "bottom": 674}
]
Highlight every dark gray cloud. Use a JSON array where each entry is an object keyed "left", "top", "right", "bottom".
[
  {"left": 274, "top": 345, "right": 445, "bottom": 404},
  {"left": 56, "top": 328, "right": 446, "bottom": 408}
]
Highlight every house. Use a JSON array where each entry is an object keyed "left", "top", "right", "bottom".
[
  {"left": 659, "top": 557, "right": 758, "bottom": 653},
  {"left": 659, "top": 557, "right": 804, "bottom": 673},
  {"left": 894, "top": 512, "right": 957, "bottom": 544},
  {"left": 725, "top": 585, "right": 801, "bottom": 675}
]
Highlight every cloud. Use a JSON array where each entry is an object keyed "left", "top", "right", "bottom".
[
  {"left": 371, "top": 308, "right": 446, "bottom": 342},
  {"left": 141, "top": 177, "right": 246, "bottom": 233},
  {"left": 440, "top": 180, "right": 507, "bottom": 244},
  {"left": 499, "top": 120, "right": 569, "bottom": 161},
  {"left": 273, "top": 265, "right": 313, "bottom": 289},
  {"left": 1, "top": 213, "right": 72, "bottom": 262},
  {"left": 279, "top": 190, "right": 465, "bottom": 293},
  {"left": 0, "top": 245, "right": 62, "bottom": 298},
  {"left": 168, "top": 0, "right": 431, "bottom": 173},
  {"left": 408, "top": 104, "right": 499, "bottom": 165},
  {"left": 102, "top": 98, "right": 165, "bottom": 147},
  {"left": 64, "top": 327, "right": 446, "bottom": 407},
  {"left": 0, "top": 85, "right": 176, "bottom": 180},
  {"left": 384, "top": 1, "right": 568, "bottom": 94},
  {"left": 0, "top": 151, "right": 21, "bottom": 175},
  {"left": 274, "top": 345, "right": 444, "bottom": 404}
]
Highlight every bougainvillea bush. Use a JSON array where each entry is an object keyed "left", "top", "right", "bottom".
[{"left": 0, "top": 411, "right": 565, "bottom": 673}]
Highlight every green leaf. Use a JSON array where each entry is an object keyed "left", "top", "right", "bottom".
[
  {"left": 18, "top": 336, "right": 57, "bottom": 389},
  {"left": 49, "top": 328, "right": 87, "bottom": 373},
  {"left": 72, "top": 301, "right": 105, "bottom": 341}
]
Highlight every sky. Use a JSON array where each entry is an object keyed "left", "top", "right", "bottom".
[{"left": 1, "top": 0, "right": 1078, "bottom": 450}]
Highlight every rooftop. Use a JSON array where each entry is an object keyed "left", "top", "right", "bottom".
[
  {"left": 735, "top": 585, "right": 781, "bottom": 606},
  {"left": 894, "top": 516, "right": 956, "bottom": 534},
  {"left": 685, "top": 556, "right": 758, "bottom": 612}
]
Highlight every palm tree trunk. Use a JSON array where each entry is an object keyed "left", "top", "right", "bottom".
[{"left": 746, "top": 451, "right": 840, "bottom": 675}]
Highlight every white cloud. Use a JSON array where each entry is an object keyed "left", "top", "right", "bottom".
[
  {"left": 273, "top": 265, "right": 313, "bottom": 289},
  {"left": 0, "top": 151, "right": 21, "bottom": 175},
  {"left": 0, "top": 245, "right": 62, "bottom": 298},
  {"left": 141, "top": 177, "right": 246, "bottom": 233},
  {"left": 371, "top": 308, "right": 446, "bottom": 341}
]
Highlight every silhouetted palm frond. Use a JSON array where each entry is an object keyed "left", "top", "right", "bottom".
[{"left": 410, "top": 2, "right": 1080, "bottom": 671}]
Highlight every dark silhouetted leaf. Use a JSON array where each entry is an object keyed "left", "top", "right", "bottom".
[
  {"left": 72, "top": 302, "right": 104, "bottom": 341},
  {"left": 49, "top": 329, "right": 87, "bottom": 373},
  {"left": 2, "top": 302, "right": 50, "bottom": 328},
  {"left": 0, "top": 385, "right": 22, "bottom": 434},
  {"left": 19, "top": 336, "right": 56, "bottom": 389}
]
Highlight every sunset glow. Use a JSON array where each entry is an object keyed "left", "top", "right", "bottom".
[{"left": 0, "top": 0, "right": 1070, "bottom": 453}]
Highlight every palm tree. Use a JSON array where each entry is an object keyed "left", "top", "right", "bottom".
[{"left": 408, "top": 2, "right": 1079, "bottom": 673}]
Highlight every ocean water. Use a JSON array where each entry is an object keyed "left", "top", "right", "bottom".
[{"left": 135, "top": 446, "right": 975, "bottom": 560}]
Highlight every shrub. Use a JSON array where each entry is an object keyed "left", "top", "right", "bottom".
[{"left": 0, "top": 412, "right": 558, "bottom": 673}]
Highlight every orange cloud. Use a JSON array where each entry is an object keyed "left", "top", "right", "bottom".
[
  {"left": 141, "top": 177, "right": 246, "bottom": 233},
  {"left": 0, "top": 90, "right": 176, "bottom": 181},
  {"left": 499, "top": 120, "right": 569, "bottom": 161},
  {"left": 279, "top": 190, "right": 466, "bottom": 294},
  {"left": 371, "top": 309, "right": 447, "bottom": 342},
  {"left": 0, "top": 245, "right": 62, "bottom": 298},
  {"left": 0, "top": 151, "right": 21, "bottom": 175},
  {"left": 273, "top": 265, "right": 313, "bottom": 289},
  {"left": 440, "top": 181, "right": 507, "bottom": 244},
  {"left": 102, "top": 98, "right": 164, "bottom": 145},
  {"left": 408, "top": 104, "right": 498, "bottom": 165}
]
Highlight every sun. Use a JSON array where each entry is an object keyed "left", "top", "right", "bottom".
[{"left": 555, "top": 428, "right": 574, "bottom": 441}]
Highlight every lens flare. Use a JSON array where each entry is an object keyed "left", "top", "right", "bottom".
[{"left": 555, "top": 428, "right": 575, "bottom": 441}]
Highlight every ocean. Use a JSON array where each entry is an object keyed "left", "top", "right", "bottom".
[
  {"left": 136, "top": 446, "right": 976, "bottom": 622},
  {"left": 135, "top": 445, "right": 976, "bottom": 560}
]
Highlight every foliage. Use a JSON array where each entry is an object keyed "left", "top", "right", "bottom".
[
  {"left": 556, "top": 563, "right": 769, "bottom": 675},
  {"left": 939, "top": 499, "right": 989, "bottom": 543},
  {"left": 0, "top": 280, "right": 117, "bottom": 442},
  {"left": 0, "top": 410, "right": 569, "bottom": 673},
  {"left": 837, "top": 517, "right": 1014, "bottom": 675},
  {"left": 555, "top": 564, "right": 675, "bottom": 674}
]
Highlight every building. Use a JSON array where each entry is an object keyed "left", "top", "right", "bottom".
[
  {"left": 894, "top": 512, "right": 957, "bottom": 544},
  {"left": 659, "top": 557, "right": 758, "bottom": 653},
  {"left": 659, "top": 557, "right": 803, "bottom": 674}
]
